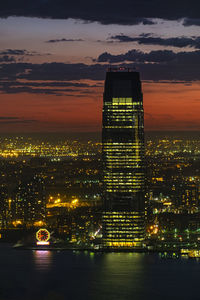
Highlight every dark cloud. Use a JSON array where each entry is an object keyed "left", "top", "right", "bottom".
[
  {"left": 183, "top": 18, "right": 200, "bottom": 26},
  {"left": 109, "top": 35, "right": 138, "bottom": 43},
  {"left": 96, "top": 49, "right": 200, "bottom": 64},
  {"left": 1, "top": 49, "right": 200, "bottom": 96},
  {"left": 46, "top": 38, "right": 84, "bottom": 43},
  {"left": 96, "top": 49, "right": 200, "bottom": 81},
  {"left": 0, "top": 50, "right": 51, "bottom": 64},
  {"left": 0, "top": 62, "right": 106, "bottom": 81},
  {"left": 0, "top": 49, "right": 45, "bottom": 56},
  {"left": 0, "top": 120, "right": 37, "bottom": 124},
  {"left": 0, "top": 49, "right": 27, "bottom": 55},
  {"left": 0, "top": 83, "right": 90, "bottom": 96},
  {"left": 0, "top": 55, "right": 15, "bottom": 63},
  {"left": 0, "top": 79, "right": 100, "bottom": 95},
  {"left": 96, "top": 49, "right": 177, "bottom": 63},
  {"left": 0, "top": 62, "right": 107, "bottom": 96},
  {"left": 0, "top": 117, "right": 20, "bottom": 120},
  {"left": 0, "top": 1, "right": 156, "bottom": 25},
  {"left": 2, "top": 0, "right": 200, "bottom": 25},
  {"left": 0, "top": 117, "right": 37, "bottom": 124},
  {"left": 0, "top": 81, "right": 99, "bottom": 88},
  {"left": 0, "top": 86, "right": 77, "bottom": 95},
  {"left": 110, "top": 34, "right": 200, "bottom": 49}
]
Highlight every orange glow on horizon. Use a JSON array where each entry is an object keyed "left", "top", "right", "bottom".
[{"left": 0, "top": 81, "right": 200, "bottom": 132}]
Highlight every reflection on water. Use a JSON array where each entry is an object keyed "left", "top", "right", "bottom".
[
  {"left": 102, "top": 252, "right": 145, "bottom": 276},
  {"left": 33, "top": 250, "right": 52, "bottom": 271},
  {"left": 94, "top": 253, "right": 145, "bottom": 299},
  {"left": 1, "top": 246, "right": 200, "bottom": 300}
]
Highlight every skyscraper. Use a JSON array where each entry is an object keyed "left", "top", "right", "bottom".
[
  {"left": 102, "top": 68, "right": 146, "bottom": 249},
  {"left": 15, "top": 175, "right": 46, "bottom": 226}
]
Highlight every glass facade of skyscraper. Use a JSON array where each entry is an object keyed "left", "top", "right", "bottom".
[{"left": 102, "top": 69, "right": 146, "bottom": 249}]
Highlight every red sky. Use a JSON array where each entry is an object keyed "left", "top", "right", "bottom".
[
  {"left": 0, "top": 17, "right": 200, "bottom": 132},
  {"left": 0, "top": 81, "right": 199, "bottom": 132}
]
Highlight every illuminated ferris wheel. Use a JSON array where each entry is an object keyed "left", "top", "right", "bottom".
[{"left": 36, "top": 228, "right": 50, "bottom": 246}]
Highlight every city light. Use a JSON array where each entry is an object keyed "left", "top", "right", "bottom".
[{"left": 36, "top": 241, "right": 50, "bottom": 246}]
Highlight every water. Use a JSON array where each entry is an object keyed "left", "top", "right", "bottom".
[{"left": 0, "top": 244, "right": 199, "bottom": 300}]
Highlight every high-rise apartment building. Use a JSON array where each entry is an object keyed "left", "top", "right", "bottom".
[
  {"left": 102, "top": 68, "right": 146, "bottom": 249},
  {"left": 15, "top": 175, "right": 46, "bottom": 226}
]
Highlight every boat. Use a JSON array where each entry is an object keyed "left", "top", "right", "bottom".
[{"left": 13, "top": 240, "right": 24, "bottom": 248}]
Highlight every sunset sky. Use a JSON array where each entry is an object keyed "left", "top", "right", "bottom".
[{"left": 1, "top": 1, "right": 200, "bottom": 132}]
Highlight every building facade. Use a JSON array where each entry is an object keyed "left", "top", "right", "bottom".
[
  {"left": 102, "top": 69, "right": 146, "bottom": 249},
  {"left": 15, "top": 175, "right": 46, "bottom": 226}
]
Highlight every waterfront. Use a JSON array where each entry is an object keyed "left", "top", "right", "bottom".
[{"left": 1, "top": 245, "right": 200, "bottom": 300}]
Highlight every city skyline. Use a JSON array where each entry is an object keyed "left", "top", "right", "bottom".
[
  {"left": 1, "top": 2, "right": 200, "bottom": 132},
  {"left": 1, "top": 2, "right": 200, "bottom": 300}
]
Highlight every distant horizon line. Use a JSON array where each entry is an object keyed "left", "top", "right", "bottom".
[{"left": 0, "top": 130, "right": 199, "bottom": 134}]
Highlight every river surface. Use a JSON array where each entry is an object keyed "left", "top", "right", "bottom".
[{"left": 0, "top": 244, "right": 199, "bottom": 300}]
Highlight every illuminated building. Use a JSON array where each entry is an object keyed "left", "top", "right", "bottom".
[
  {"left": 15, "top": 175, "right": 46, "bottom": 226},
  {"left": 102, "top": 68, "right": 146, "bottom": 249},
  {"left": 0, "top": 186, "right": 9, "bottom": 228}
]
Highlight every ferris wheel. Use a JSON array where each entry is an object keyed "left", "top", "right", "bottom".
[{"left": 36, "top": 228, "right": 50, "bottom": 246}]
